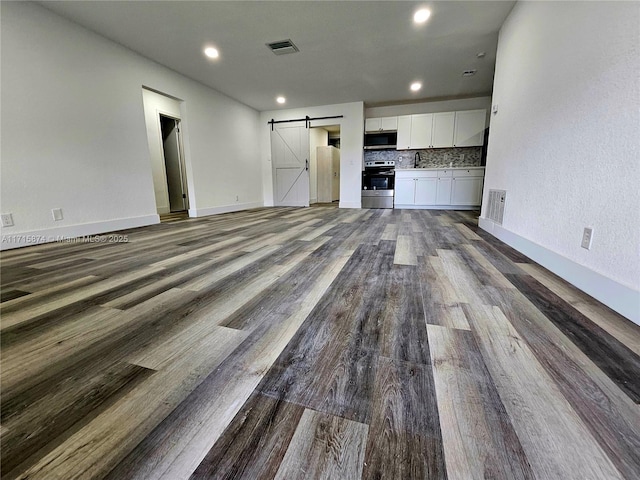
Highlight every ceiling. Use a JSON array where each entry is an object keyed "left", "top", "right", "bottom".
[{"left": 40, "top": 1, "right": 515, "bottom": 112}]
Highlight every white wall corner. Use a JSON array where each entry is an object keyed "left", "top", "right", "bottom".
[{"left": 479, "top": 217, "right": 640, "bottom": 326}]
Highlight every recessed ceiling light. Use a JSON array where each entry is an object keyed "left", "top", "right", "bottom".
[
  {"left": 410, "top": 82, "right": 422, "bottom": 92},
  {"left": 276, "top": 96, "right": 286, "bottom": 104},
  {"left": 462, "top": 70, "right": 477, "bottom": 77},
  {"left": 204, "top": 47, "right": 219, "bottom": 59},
  {"left": 477, "top": 52, "right": 486, "bottom": 58},
  {"left": 413, "top": 8, "right": 431, "bottom": 24}
]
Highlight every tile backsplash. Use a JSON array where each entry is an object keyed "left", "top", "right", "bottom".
[{"left": 364, "top": 146, "right": 482, "bottom": 168}]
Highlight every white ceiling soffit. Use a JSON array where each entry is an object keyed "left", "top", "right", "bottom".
[{"left": 40, "top": 1, "right": 516, "bottom": 112}]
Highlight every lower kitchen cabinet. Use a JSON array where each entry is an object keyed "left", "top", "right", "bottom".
[
  {"left": 395, "top": 168, "right": 484, "bottom": 209},
  {"left": 451, "top": 176, "right": 483, "bottom": 205},
  {"left": 414, "top": 177, "right": 438, "bottom": 205},
  {"left": 394, "top": 178, "right": 416, "bottom": 205}
]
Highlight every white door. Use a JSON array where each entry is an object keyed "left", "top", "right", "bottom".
[{"left": 271, "top": 122, "right": 310, "bottom": 207}]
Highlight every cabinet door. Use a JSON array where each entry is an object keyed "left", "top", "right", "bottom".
[
  {"left": 394, "top": 178, "right": 415, "bottom": 205},
  {"left": 365, "top": 118, "right": 381, "bottom": 132},
  {"left": 436, "top": 177, "right": 452, "bottom": 205},
  {"left": 431, "top": 112, "right": 455, "bottom": 148},
  {"left": 451, "top": 177, "right": 483, "bottom": 205},
  {"left": 380, "top": 116, "right": 398, "bottom": 131},
  {"left": 453, "top": 110, "right": 486, "bottom": 147},
  {"left": 410, "top": 113, "right": 433, "bottom": 149},
  {"left": 396, "top": 115, "right": 412, "bottom": 150},
  {"left": 415, "top": 177, "right": 438, "bottom": 205}
]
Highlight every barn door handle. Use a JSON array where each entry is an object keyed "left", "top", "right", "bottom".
[{"left": 305, "top": 159, "right": 309, "bottom": 171}]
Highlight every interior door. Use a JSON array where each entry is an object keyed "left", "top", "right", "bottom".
[
  {"left": 271, "top": 122, "right": 310, "bottom": 207},
  {"left": 161, "top": 116, "right": 188, "bottom": 212}
]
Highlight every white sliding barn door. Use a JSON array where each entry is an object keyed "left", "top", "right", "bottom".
[{"left": 271, "top": 122, "right": 310, "bottom": 207}]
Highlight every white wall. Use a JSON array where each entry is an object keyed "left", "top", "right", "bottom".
[
  {"left": 309, "top": 128, "right": 329, "bottom": 204},
  {"left": 1, "top": 2, "right": 263, "bottom": 248},
  {"left": 142, "top": 89, "right": 182, "bottom": 214},
  {"left": 483, "top": 1, "right": 640, "bottom": 322},
  {"left": 260, "top": 102, "right": 364, "bottom": 209}
]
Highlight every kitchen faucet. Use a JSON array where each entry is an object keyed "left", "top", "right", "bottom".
[{"left": 414, "top": 151, "right": 420, "bottom": 168}]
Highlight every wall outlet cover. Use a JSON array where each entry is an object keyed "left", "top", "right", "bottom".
[
  {"left": 1, "top": 213, "right": 14, "bottom": 227},
  {"left": 581, "top": 227, "right": 593, "bottom": 250},
  {"left": 52, "top": 208, "right": 64, "bottom": 221}
]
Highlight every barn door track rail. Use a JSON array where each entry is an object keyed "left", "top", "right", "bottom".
[{"left": 268, "top": 115, "right": 344, "bottom": 130}]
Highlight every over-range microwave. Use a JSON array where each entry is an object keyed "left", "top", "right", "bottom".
[{"left": 364, "top": 131, "right": 397, "bottom": 150}]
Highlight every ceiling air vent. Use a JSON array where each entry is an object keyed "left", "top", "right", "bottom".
[
  {"left": 462, "top": 69, "right": 477, "bottom": 77},
  {"left": 266, "top": 39, "right": 299, "bottom": 55}
]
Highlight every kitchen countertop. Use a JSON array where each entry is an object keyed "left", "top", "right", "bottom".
[{"left": 395, "top": 166, "right": 485, "bottom": 171}]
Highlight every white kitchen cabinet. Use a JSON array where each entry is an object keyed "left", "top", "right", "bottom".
[
  {"left": 435, "top": 169, "right": 453, "bottom": 205},
  {"left": 451, "top": 168, "right": 484, "bottom": 205},
  {"left": 394, "top": 177, "right": 416, "bottom": 205},
  {"left": 415, "top": 177, "right": 438, "bottom": 205},
  {"left": 397, "top": 114, "right": 433, "bottom": 150},
  {"left": 431, "top": 112, "right": 456, "bottom": 148},
  {"left": 395, "top": 170, "right": 438, "bottom": 206},
  {"left": 395, "top": 168, "right": 484, "bottom": 208},
  {"left": 396, "top": 115, "right": 412, "bottom": 149},
  {"left": 409, "top": 113, "right": 433, "bottom": 149},
  {"left": 365, "top": 116, "right": 398, "bottom": 132},
  {"left": 453, "top": 110, "right": 486, "bottom": 147},
  {"left": 395, "top": 109, "right": 486, "bottom": 150}
]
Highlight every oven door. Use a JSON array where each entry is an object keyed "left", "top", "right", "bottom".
[{"left": 362, "top": 171, "right": 395, "bottom": 190}]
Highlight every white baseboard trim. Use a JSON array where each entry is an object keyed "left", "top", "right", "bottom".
[
  {"left": 394, "top": 204, "right": 479, "bottom": 210},
  {"left": 190, "top": 201, "right": 264, "bottom": 218},
  {"left": 478, "top": 217, "right": 640, "bottom": 325},
  {"left": 339, "top": 201, "right": 361, "bottom": 209},
  {"left": 0, "top": 214, "right": 160, "bottom": 250}
]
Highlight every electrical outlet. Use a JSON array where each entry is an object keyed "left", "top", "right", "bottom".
[
  {"left": 52, "top": 208, "right": 63, "bottom": 221},
  {"left": 235, "top": 195, "right": 239, "bottom": 202},
  {"left": 1, "top": 213, "right": 14, "bottom": 227},
  {"left": 581, "top": 227, "right": 593, "bottom": 250},
  {"left": 460, "top": 154, "right": 465, "bottom": 161}
]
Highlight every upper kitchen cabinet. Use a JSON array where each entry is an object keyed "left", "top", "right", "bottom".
[
  {"left": 453, "top": 110, "right": 486, "bottom": 147},
  {"left": 396, "top": 114, "right": 433, "bottom": 150},
  {"left": 365, "top": 116, "right": 398, "bottom": 132},
  {"left": 397, "top": 115, "right": 412, "bottom": 149},
  {"left": 431, "top": 112, "right": 456, "bottom": 148},
  {"left": 410, "top": 114, "right": 433, "bottom": 149}
]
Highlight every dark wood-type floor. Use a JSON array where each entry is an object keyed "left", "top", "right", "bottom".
[{"left": 1, "top": 206, "right": 639, "bottom": 480}]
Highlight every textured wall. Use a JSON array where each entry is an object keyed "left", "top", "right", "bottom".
[{"left": 483, "top": 1, "right": 640, "bottom": 291}]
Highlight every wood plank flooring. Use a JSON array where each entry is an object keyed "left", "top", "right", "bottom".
[{"left": 1, "top": 206, "right": 639, "bottom": 480}]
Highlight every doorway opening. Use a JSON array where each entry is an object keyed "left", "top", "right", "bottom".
[
  {"left": 310, "top": 125, "right": 340, "bottom": 205},
  {"left": 159, "top": 114, "right": 189, "bottom": 215}
]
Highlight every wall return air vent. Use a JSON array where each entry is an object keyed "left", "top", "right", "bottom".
[
  {"left": 266, "top": 39, "right": 299, "bottom": 55},
  {"left": 487, "top": 190, "right": 506, "bottom": 225}
]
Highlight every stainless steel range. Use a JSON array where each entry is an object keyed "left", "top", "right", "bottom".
[{"left": 362, "top": 160, "right": 395, "bottom": 209}]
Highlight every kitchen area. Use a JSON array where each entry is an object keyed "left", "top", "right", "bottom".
[{"left": 362, "top": 108, "right": 487, "bottom": 209}]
